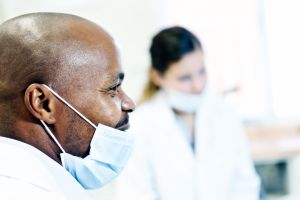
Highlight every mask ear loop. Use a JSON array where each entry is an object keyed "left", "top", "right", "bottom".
[
  {"left": 40, "top": 84, "right": 97, "bottom": 153},
  {"left": 41, "top": 84, "right": 97, "bottom": 129},
  {"left": 40, "top": 119, "right": 66, "bottom": 153}
]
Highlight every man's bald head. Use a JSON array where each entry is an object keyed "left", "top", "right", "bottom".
[{"left": 0, "top": 12, "right": 113, "bottom": 101}]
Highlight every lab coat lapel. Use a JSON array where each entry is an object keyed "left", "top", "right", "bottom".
[
  {"left": 194, "top": 91, "right": 236, "bottom": 200},
  {"left": 155, "top": 92, "right": 196, "bottom": 162},
  {"left": 194, "top": 91, "right": 214, "bottom": 200},
  {"left": 152, "top": 93, "right": 198, "bottom": 200}
]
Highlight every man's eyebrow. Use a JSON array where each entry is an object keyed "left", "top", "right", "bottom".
[{"left": 103, "top": 72, "right": 125, "bottom": 86}]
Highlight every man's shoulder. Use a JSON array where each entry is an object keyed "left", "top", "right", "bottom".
[
  {"left": 0, "top": 175, "right": 66, "bottom": 200},
  {"left": 0, "top": 137, "right": 61, "bottom": 192},
  {"left": 0, "top": 137, "right": 91, "bottom": 200}
]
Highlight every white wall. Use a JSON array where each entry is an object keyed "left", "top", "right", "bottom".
[{"left": 265, "top": 0, "right": 300, "bottom": 119}]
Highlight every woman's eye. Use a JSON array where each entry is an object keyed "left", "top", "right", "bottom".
[{"left": 178, "top": 75, "right": 191, "bottom": 82}]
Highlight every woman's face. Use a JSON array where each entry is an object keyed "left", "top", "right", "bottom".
[{"left": 158, "top": 49, "right": 207, "bottom": 94}]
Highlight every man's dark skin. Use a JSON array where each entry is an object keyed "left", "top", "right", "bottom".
[{"left": 0, "top": 13, "right": 135, "bottom": 164}]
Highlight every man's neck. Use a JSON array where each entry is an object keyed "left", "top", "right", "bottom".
[{"left": 0, "top": 124, "right": 62, "bottom": 164}]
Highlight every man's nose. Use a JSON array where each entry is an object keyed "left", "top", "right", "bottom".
[{"left": 121, "top": 92, "right": 136, "bottom": 112}]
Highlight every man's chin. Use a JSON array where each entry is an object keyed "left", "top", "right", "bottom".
[{"left": 117, "top": 123, "right": 130, "bottom": 131}]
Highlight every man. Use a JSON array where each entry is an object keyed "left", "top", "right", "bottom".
[{"left": 0, "top": 13, "right": 135, "bottom": 199}]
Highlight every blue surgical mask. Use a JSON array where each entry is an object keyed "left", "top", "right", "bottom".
[{"left": 40, "top": 84, "right": 134, "bottom": 189}]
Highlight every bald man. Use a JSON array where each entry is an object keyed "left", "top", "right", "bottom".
[{"left": 0, "top": 13, "right": 135, "bottom": 199}]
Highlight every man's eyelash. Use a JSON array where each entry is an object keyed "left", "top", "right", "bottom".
[
  {"left": 109, "top": 83, "right": 121, "bottom": 91},
  {"left": 110, "top": 86, "right": 118, "bottom": 91},
  {"left": 98, "top": 83, "right": 121, "bottom": 93}
]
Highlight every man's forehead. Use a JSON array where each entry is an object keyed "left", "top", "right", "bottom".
[{"left": 59, "top": 34, "right": 121, "bottom": 75}]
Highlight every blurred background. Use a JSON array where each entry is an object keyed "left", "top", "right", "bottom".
[{"left": 1, "top": 0, "right": 300, "bottom": 199}]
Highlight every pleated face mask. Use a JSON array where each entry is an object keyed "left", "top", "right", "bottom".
[{"left": 40, "top": 85, "right": 134, "bottom": 189}]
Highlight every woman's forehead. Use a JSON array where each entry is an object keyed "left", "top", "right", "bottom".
[{"left": 167, "top": 51, "right": 204, "bottom": 74}]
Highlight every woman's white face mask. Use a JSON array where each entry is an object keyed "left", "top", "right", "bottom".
[
  {"left": 164, "top": 89, "right": 205, "bottom": 113},
  {"left": 40, "top": 84, "right": 134, "bottom": 189}
]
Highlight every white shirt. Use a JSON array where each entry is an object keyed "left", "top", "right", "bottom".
[
  {"left": 0, "top": 136, "right": 91, "bottom": 200},
  {"left": 116, "top": 91, "right": 260, "bottom": 200}
]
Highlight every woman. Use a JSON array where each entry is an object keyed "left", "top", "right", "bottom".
[{"left": 116, "top": 26, "right": 260, "bottom": 200}]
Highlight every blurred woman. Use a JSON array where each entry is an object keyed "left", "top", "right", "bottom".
[{"left": 116, "top": 26, "right": 260, "bottom": 200}]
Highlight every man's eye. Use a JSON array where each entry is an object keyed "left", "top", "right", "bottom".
[
  {"left": 110, "top": 85, "right": 118, "bottom": 92},
  {"left": 108, "top": 84, "right": 121, "bottom": 94}
]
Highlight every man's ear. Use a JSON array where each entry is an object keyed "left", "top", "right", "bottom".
[
  {"left": 150, "top": 68, "right": 164, "bottom": 87},
  {"left": 24, "top": 83, "right": 56, "bottom": 124}
]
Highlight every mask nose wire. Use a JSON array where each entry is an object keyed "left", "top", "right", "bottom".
[{"left": 42, "top": 84, "right": 97, "bottom": 129}]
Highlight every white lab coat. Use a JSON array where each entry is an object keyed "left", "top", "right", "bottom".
[
  {"left": 0, "top": 136, "right": 91, "bottom": 200},
  {"left": 116, "top": 91, "right": 260, "bottom": 200}
]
